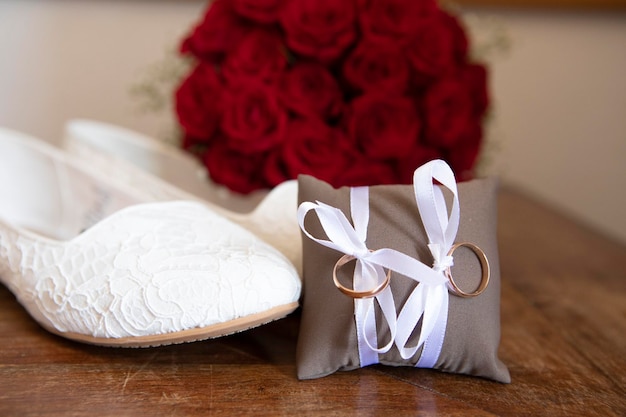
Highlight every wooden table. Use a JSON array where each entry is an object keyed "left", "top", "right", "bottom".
[{"left": 1, "top": 188, "right": 625, "bottom": 416}]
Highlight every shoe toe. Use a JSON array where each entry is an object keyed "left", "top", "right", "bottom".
[{"left": 32, "top": 202, "right": 301, "bottom": 345}]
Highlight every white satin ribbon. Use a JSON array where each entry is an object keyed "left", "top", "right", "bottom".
[
  {"left": 412, "top": 160, "right": 460, "bottom": 367},
  {"left": 297, "top": 159, "right": 461, "bottom": 368}
]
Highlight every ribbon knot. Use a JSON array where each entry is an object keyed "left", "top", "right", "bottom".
[
  {"left": 351, "top": 247, "right": 371, "bottom": 260},
  {"left": 428, "top": 243, "right": 454, "bottom": 272}
]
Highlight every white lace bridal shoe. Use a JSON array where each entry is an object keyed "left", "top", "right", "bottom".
[
  {"left": 0, "top": 128, "right": 301, "bottom": 347},
  {"left": 63, "top": 119, "right": 302, "bottom": 274}
]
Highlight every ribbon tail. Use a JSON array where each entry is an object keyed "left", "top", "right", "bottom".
[
  {"left": 395, "top": 285, "right": 426, "bottom": 360},
  {"left": 395, "top": 283, "right": 449, "bottom": 364},
  {"left": 355, "top": 298, "right": 379, "bottom": 367},
  {"left": 416, "top": 284, "right": 449, "bottom": 368},
  {"left": 354, "top": 260, "right": 383, "bottom": 366},
  {"left": 359, "top": 286, "right": 396, "bottom": 356},
  {"left": 415, "top": 284, "right": 445, "bottom": 350}
]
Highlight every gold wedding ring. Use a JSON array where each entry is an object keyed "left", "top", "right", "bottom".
[
  {"left": 332, "top": 254, "right": 391, "bottom": 299},
  {"left": 445, "top": 242, "right": 490, "bottom": 298}
]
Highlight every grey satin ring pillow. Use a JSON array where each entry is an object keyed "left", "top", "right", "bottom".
[{"left": 296, "top": 172, "right": 510, "bottom": 383}]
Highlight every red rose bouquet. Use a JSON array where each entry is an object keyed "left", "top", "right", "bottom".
[{"left": 175, "top": 0, "right": 490, "bottom": 194}]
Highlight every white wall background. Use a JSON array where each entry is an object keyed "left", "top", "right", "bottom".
[{"left": 1, "top": 1, "right": 625, "bottom": 243}]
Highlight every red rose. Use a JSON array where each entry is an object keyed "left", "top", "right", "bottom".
[
  {"left": 281, "top": 0, "right": 357, "bottom": 63},
  {"left": 445, "top": 121, "right": 482, "bottom": 181},
  {"left": 359, "top": 0, "right": 437, "bottom": 43},
  {"left": 262, "top": 148, "right": 291, "bottom": 187},
  {"left": 460, "top": 63, "right": 490, "bottom": 117},
  {"left": 204, "top": 140, "right": 268, "bottom": 194},
  {"left": 280, "top": 118, "right": 354, "bottom": 186},
  {"left": 345, "top": 93, "right": 420, "bottom": 159},
  {"left": 222, "top": 30, "right": 288, "bottom": 86},
  {"left": 280, "top": 62, "right": 343, "bottom": 120},
  {"left": 422, "top": 75, "right": 474, "bottom": 148},
  {"left": 395, "top": 144, "right": 443, "bottom": 184},
  {"left": 232, "top": 0, "right": 285, "bottom": 23},
  {"left": 342, "top": 154, "right": 399, "bottom": 186},
  {"left": 442, "top": 11, "right": 470, "bottom": 65},
  {"left": 407, "top": 10, "right": 467, "bottom": 79},
  {"left": 180, "top": 0, "right": 252, "bottom": 62},
  {"left": 221, "top": 82, "right": 288, "bottom": 153},
  {"left": 343, "top": 40, "right": 410, "bottom": 94},
  {"left": 175, "top": 62, "right": 223, "bottom": 141}
]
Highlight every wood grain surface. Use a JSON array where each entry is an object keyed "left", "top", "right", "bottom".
[{"left": 1, "top": 188, "right": 624, "bottom": 416}]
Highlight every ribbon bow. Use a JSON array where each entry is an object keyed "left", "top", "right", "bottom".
[
  {"left": 298, "top": 187, "right": 401, "bottom": 363},
  {"left": 298, "top": 160, "right": 468, "bottom": 367}
]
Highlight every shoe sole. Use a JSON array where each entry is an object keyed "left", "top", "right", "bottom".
[{"left": 42, "top": 302, "right": 299, "bottom": 348}]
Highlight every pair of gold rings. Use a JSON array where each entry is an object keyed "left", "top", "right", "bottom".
[{"left": 332, "top": 242, "right": 490, "bottom": 299}]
